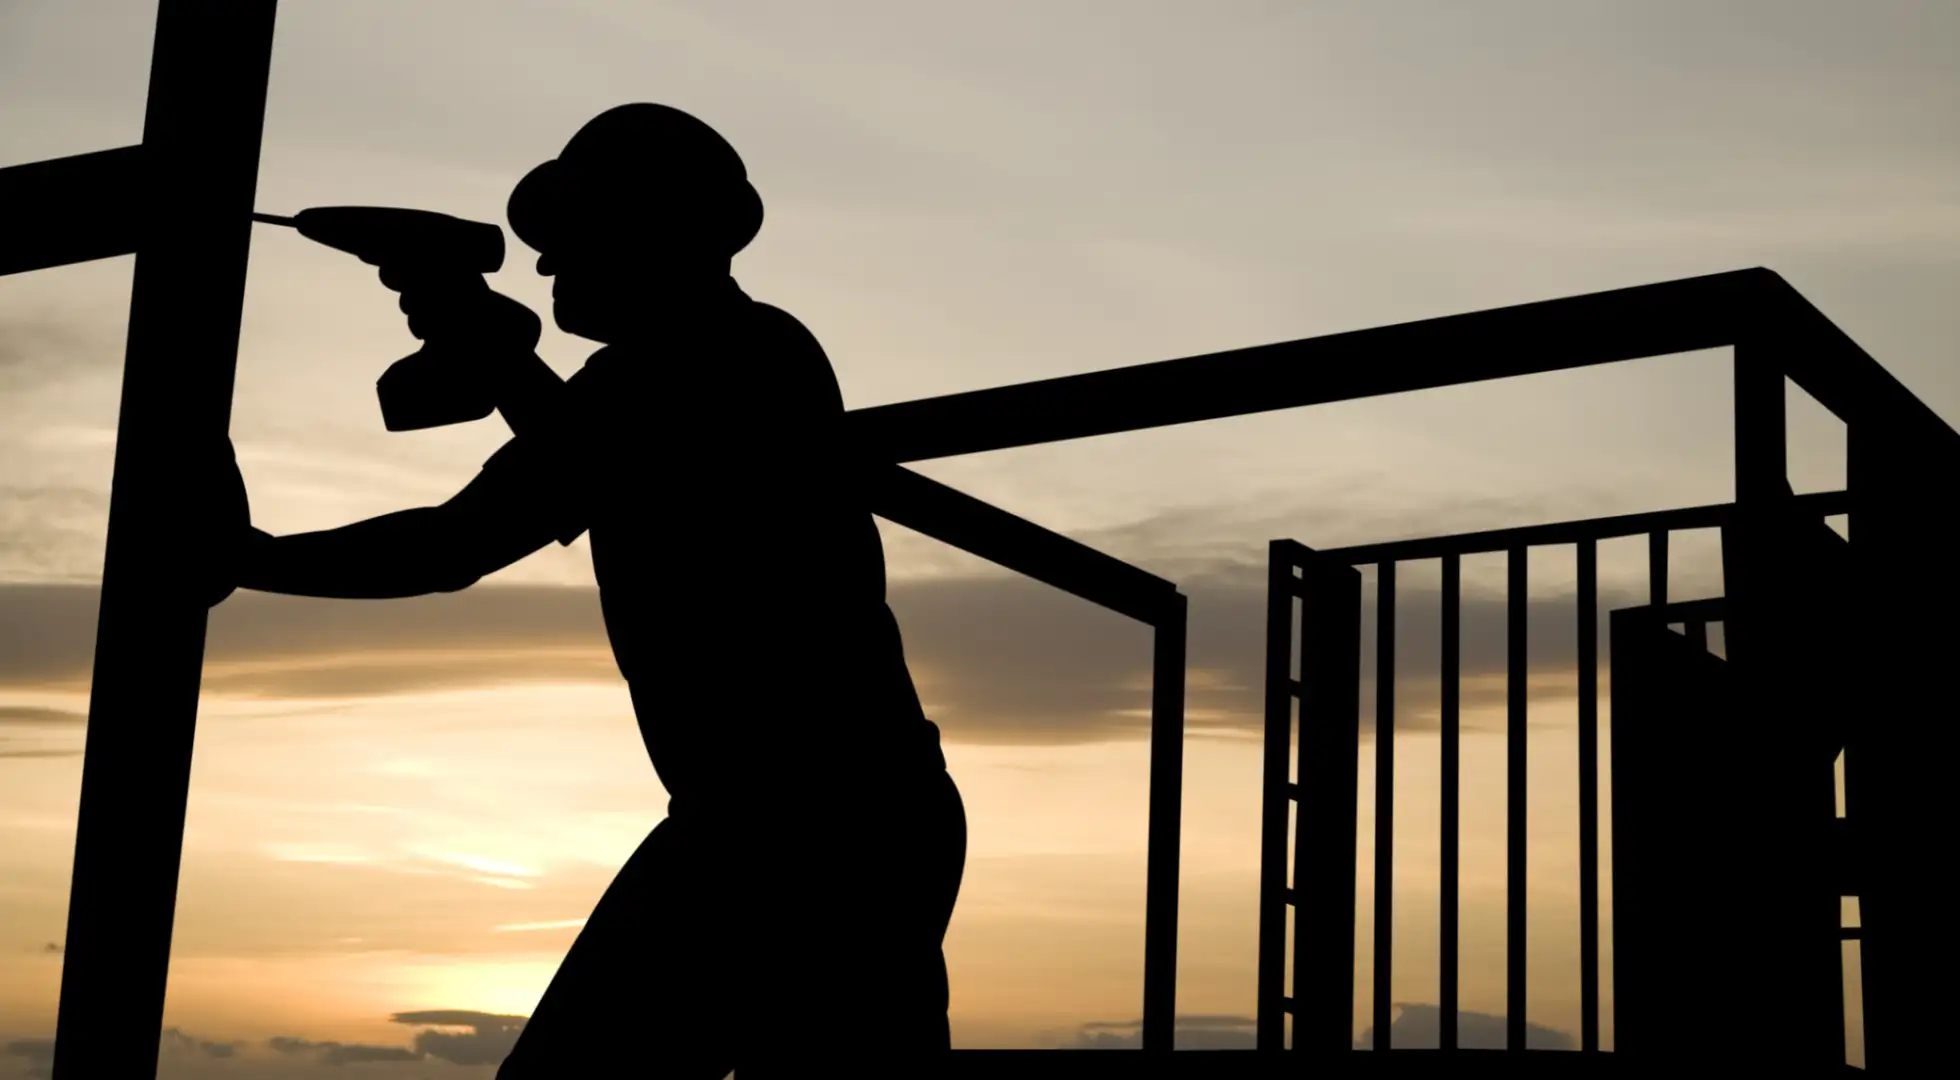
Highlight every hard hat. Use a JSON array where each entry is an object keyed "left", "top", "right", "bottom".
[{"left": 507, "top": 103, "right": 765, "bottom": 260}]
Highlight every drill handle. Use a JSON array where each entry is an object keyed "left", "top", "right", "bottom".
[
  {"left": 386, "top": 269, "right": 505, "bottom": 348},
  {"left": 376, "top": 264, "right": 492, "bottom": 296},
  {"left": 376, "top": 340, "right": 563, "bottom": 434},
  {"left": 376, "top": 341, "right": 498, "bottom": 432}
]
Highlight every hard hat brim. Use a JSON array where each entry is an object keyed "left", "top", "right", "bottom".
[{"left": 507, "top": 157, "right": 764, "bottom": 259}]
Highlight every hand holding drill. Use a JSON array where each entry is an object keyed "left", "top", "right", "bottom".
[
  {"left": 207, "top": 205, "right": 574, "bottom": 608},
  {"left": 253, "top": 206, "right": 564, "bottom": 435}
]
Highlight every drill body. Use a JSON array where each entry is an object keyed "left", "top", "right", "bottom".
[
  {"left": 284, "top": 206, "right": 505, "bottom": 278},
  {"left": 259, "top": 206, "right": 525, "bottom": 432}
]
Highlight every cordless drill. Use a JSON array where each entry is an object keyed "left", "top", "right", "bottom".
[{"left": 253, "top": 206, "right": 527, "bottom": 432}]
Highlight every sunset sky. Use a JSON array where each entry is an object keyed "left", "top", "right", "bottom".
[{"left": 4, "top": 1, "right": 1957, "bottom": 1075}]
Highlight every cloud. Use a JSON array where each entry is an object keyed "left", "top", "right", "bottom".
[
  {"left": 392, "top": 1011, "right": 526, "bottom": 1066},
  {"left": 0, "top": 316, "right": 113, "bottom": 393},
  {"left": 1355, "top": 1003, "right": 1575, "bottom": 1051},
  {"left": 494, "top": 918, "right": 588, "bottom": 933},
  {"left": 264, "top": 1010, "right": 526, "bottom": 1069},
  {"left": 0, "top": 480, "right": 1680, "bottom": 746},
  {"left": 159, "top": 1026, "right": 241, "bottom": 1060},
  {"left": 2, "top": 1029, "right": 239, "bottom": 1080},
  {"left": 0, "top": 706, "right": 86, "bottom": 725},
  {"left": 892, "top": 557, "right": 1641, "bottom": 744},
  {"left": 268, "top": 1035, "right": 421, "bottom": 1065},
  {"left": 3, "top": 1020, "right": 523, "bottom": 1078},
  {"left": 0, "top": 583, "right": 613, "bottom": 697},
  {"left": 0, "top": 542, "right": 1647, "bottom": 746},
  {"left": 2, "top": 1038, "right": 53, "bottom": 1080},
  {"left": 0, "top": 706, "right": 85, "bottom": 760},
  {"left": 1060, "top": 1014, "right": 1257, "bottom": 1050}
]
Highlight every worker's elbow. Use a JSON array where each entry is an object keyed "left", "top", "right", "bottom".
[
  {"left": 414, "top": 507, "right": 490, "bottom": 594},
  {"left": 431, "top": 567, "right": 483, "bottom": 594},
  {"left": 429, "top": 549, "right": 489, "bottom": 595}
]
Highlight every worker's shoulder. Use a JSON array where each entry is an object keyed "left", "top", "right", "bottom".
[
  {"left": 561, "top": 347, "right": 630, "bottom": 394},
  {"left": 741, "top": 298, "right": 828, "bottom": 356}
]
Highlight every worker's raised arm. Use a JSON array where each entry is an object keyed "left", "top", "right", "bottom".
[{"left": 235, "top": 438, "right": 585, "bottom": 600}]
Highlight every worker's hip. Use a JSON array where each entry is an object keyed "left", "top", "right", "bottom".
[
  {"left": 660, "top": 747, "right": 963, "bottom": 852},
  {"left": 631, "top": 767, "right": 966, "bottom": 977},
  {"left": 495, "top": 779, "right": 961, "bottom": 1078},
  {"left": 640, "top": 697, "right": 954, "bottom": 820}
]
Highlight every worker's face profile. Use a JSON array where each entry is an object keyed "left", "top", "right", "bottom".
[
  {"left": 541, "top": 240, "right": 645, "bottom": 343},
  {"left": 547, "top": 261, "right": 613, "bottom": 342},
  {"left": 527, "top": 209, "right": 723, "bottom": 342}
]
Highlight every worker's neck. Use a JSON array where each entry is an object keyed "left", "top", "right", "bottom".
[
  {"left": 655, "top": 271, "right": 739, "bottom": 299},
  {"left": 581, "top": 273, "right": 743, "bottom": 345},
  {"left": 648, "top": 266, "right": 740, "bottom": 305}
]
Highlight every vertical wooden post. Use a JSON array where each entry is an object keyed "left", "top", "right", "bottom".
[
  {"left": 52, "top": 4, "right": 278, "bottom": 1078},
  {"left": 1292, "top": 553, "right": 1363, "bottom": 1054},
  {"left": 1734, "top": 346, "right": 1788, "bottom": 506},
  {"left": 1439, "top": 554, "right": 1461, "bottom": 1052},
  {"left": 1648, "top": 531, "right": 1668, "bottom": 609},
  {"left": 1846, "top": 420, "right": 1960, "bottom": 1074},
  {"left": 1506, "top": 546, "right": 1527, "bottom": 1050},
  {"left": 1141, "top": 592, "right": 1187, "bottom": 1050},
  {"left": 1723, "top": 342, "right": 1844, "bottom": 1068},
  {"left": 1576, "top": 540, "right": 1600, "bottom": 1053},
  {"left": 1258, "top": 545, "right": 1298, "bottom": 1050},
  {"left": 1371, "top": 563, "right": 1396, "bottom": 1049}
]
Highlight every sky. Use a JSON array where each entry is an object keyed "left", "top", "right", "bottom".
[{"left": 4, "top": 0, "right": 1955, "bottom": 1073}]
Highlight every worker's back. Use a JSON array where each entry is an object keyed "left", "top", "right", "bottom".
[{"left": 513, "top": 281, "right": 936, "bottom": 808}]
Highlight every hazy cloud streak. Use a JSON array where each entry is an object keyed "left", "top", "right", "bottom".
[{"left": 0, "top": 553, "right": 1643, "bottom": 747}]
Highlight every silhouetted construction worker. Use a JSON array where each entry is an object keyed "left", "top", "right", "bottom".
[{"left": 226, "top": 104, "right": 967, "bottom": 1078}]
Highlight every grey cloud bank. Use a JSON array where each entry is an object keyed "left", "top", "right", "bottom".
[{"left": 0, "top": 554, "right": 1644, "bottom": 745}]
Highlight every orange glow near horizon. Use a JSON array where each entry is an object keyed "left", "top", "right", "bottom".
[{"left": 0, "top": 677, "right": 1687, "bottom": 1056}]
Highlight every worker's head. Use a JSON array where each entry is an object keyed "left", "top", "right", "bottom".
[{"left": 508, "top": 104, "right": 764, "bottom": 340}]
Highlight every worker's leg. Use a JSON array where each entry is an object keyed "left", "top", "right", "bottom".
[
  {"left": 733, "top": 766, "right": 968, "bottom": 1076},
  {"left": 495, "top": 815, "right": 742, "bottom": 1079}
]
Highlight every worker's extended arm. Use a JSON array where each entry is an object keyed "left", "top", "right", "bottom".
[{"left": 234, "top": 458, "right": 573, "bottom": 600}]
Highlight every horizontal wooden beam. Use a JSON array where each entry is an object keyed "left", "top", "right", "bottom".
[
  {"left": 0, "top": 145, "right": 144, "bottom": 276},
  {"left": 868, "top": 464, "right": 1178, "bottom": 625},
  {"left": 1757, "top": 278, "right": 1960, "bottom": 451},
  {"left": 848, "top": 268, "right": 1781, "bottom": 462},
  {"left": 1321, "top": 490, "right": 1848, "bottom": 565}
]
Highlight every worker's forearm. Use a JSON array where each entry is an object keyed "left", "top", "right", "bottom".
[{"left": 237, "top": 510, "right": 480, "bottom": 600}]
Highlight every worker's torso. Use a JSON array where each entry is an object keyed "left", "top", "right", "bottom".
[{"left": 549, "top": 288, "right": 937, "bottom": 807}]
